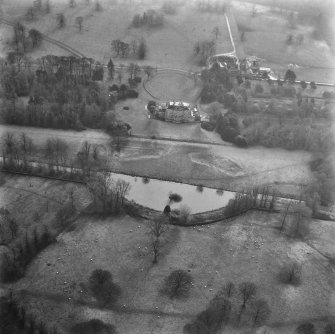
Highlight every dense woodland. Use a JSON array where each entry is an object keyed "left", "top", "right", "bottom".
[{"left": 0, "top": 55, "right": 110, "bottom": 129}]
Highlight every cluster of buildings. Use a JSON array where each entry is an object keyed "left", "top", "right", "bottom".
[{"left": 147, "top": 101, "right": 201, "bottom": 123}]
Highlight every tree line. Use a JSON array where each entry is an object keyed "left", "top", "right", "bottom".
[{"left": 1, "top": 296, "right": 60, "bottom": 334}]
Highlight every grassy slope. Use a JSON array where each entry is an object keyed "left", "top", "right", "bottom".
[{"left": 7, "top": 211, "right": 335, "bottom": 333}]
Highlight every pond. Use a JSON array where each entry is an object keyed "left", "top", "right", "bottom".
[{"left": 111, "top": 172, "right": 235, "bottom": 214}]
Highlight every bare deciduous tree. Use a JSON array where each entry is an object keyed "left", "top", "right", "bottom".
[
  {"left": 149, "top": 215, "right": 168, "bottom": 264},
  {"left": 252, "top": 299, "right": 271, "bottom": 326},
  {"left": 238, "top": 282, "right": 257, "bottom": 320},
  {"left": 212, "top": 26, "right": 220, "bottom": 40},
  {"left": 75, "top": 16, "right": 83, "bottom": 31},
  {"left": 279, "top": 262, "right": 302, "bottom": 285},
  {"left": 161, "top": 270, "right": 193, "bottom": 299}
]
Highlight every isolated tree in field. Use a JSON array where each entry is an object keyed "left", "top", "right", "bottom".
[
  {"left": 89, "top": 269, "right": 121, "bottom": 306},
  {"left": 144, "top": 65, "right": 154, "bottom": 78},
  {"left": 218, "top": 281, "right": 235, "bottom": 298},
  {"left": 296, "top": 323, "right": 315, "bottom": 334},
  {"left": 279, "top": 262, "right": 302, "bottom": 285},
  {"left": 107, "top": 58, "right": 114, "bottom": 79},
  {"left": 251, "top": 299, "right": 271, "bottom": 326},
  {"left": 279, "top": 201, "right": 291, "bottom": 233},
  {"left": 212, "top": 26, "right": 221, "bottom": 40},
  {"left": 284, "top": 69, "right": 296, "bottom": 83},
  {"left": 161, "top": 270, "right": 193, "bottom": 299},
  {"left": 238, "top": 282, "right": 257, "bottom": 317},
  {"left": 56, "top": 13, "right": 66, "bottom": 28},
  {"left": 75, "top": 16, "right": 83, "bottom": 32},
  {"left": 29, "top": 29, "right": 43, "bottom": 48},
  {"left": 149, "top": 215, "right": 168, "bottom": 264},
  {"left": 137, "top": 39, "right": 147, "bottom": 59}
]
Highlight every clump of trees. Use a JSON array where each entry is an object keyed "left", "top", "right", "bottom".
[
  {"left": 243, "top": 118, "right": 334, "bottom": 151},
  {"left": 1, "top": 226, "right": 55, "bottom": 282},
  {"left": 132, "top": 10, "right": 164, "bottom": 28},
  {"left": 161, "top": 270, "right": 193, "bottom": 299},
  {"left": 88, "top": 269, "right": 122, "bottom": 306},
  {"left": 111, "top": 38, "right": 147, "bottom": 59},
  {"left": 224, "top": 187, "right": 278, "bottom": 217},
  {"left": 86, "top": 172, "right": 130, "bottom": 214},
  {"left": 307, "top": 154, "right": 335, "bottom": 207},
  {"left": 184, "top": 281, "right": 271, "bottom": 331},
  {"left": 194, "top": 40, "right": 216, "bottom": 66},
  {"left": 10, "top": 22, "right": 43, "bottom": 53},
  {"left": 0, "top": 132, "right": 85, "bottom": 182},
  {"left": 0, "top": 55, "right": 111, "bottom": 130},
  {"left": 1, "top": 298, "right": 59, "bottom": 334}
]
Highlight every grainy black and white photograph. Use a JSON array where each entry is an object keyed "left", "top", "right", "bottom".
[{"left": 0, "top": 0, "right": 334, "bottom": 333}]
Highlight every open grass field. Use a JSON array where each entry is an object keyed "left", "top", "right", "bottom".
[
  {"left": 0, "top": 0, "right": 233, "bottom": 68},
  {"left": 3, "top": 209, "right": 334, "bottom": 333},
  {"left": 232, "top": 0, "right": 335, "bottom": 82}
]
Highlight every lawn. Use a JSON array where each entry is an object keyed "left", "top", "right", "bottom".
[
  {"left": 6, "top": 210, "right": 335, "bottom": 333},
  {"left": 233, "top": 0, "right": 335, "bottom": 82}
]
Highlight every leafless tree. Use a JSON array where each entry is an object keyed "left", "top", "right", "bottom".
[
  {"left": 280, "top": 201, "right": 292, "bottom": 232},
  {"left": 212, "top": 26, "right": 220, "bottom": 40},
  {"left": 279, "top": 262, "right": 302, "bottom": 285},
  {"left": 144, "top": 65, "right": 154, "bottom": 78},
  {"left": 127, "top": 63, "right": 140, "bottom": 80},
  {"left": 45, "top": 138, "right": 69, "bottom": 172},
  {"left": 130, "top": 39, "right": 138, "bottom": 56},
  {"left": 219, "top": 281, "right": 235, "bottom": 298},
  {"left": 252, "top": 299, "right": 271, "bottom": 326},
  {"left": 161, "top": 270, "right": 193, "bottom": 299},
  {"left": 56, "top": 13, "right": 66, "bottom": 28},
  {"left": 238, "top": 282, "right": 257, "bottom": 320},
  {"left": 86, "top": 173, "right": 130, "bottom": 214},
  {"left": 75, "top": 16, "right": 83, "bottom": 31},
  {"left": 288, "top": 203, "right": 312, "bottom": 239},
  {"left": 149, "top": 215, "right": 168, "bottom": 264}
]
